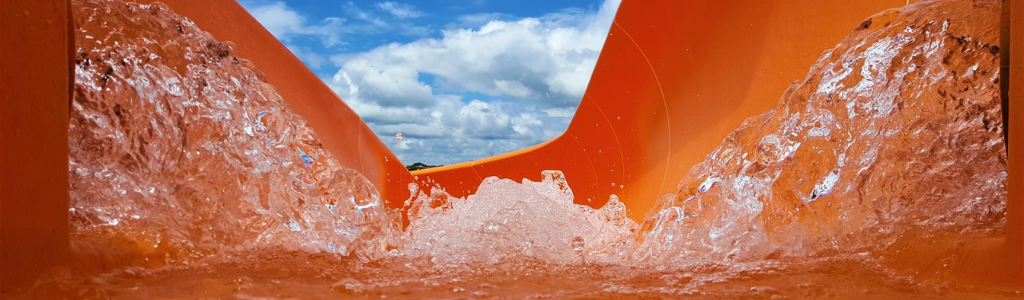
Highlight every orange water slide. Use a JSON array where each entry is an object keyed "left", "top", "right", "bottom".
[
  {"left": 1, "top": 0, "right": 1021, "bottom": 293},
  {"left": 414, "top": 0, "right": 1024, "bottom": 289}
]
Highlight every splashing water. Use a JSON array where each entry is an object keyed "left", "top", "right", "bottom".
[
  {"left": 68, "top": 0, "right": 399, "bottom": 263},
  {"left": 396, "top": 0, "right": 1007, "bottom": 270},
  {"left": 15, "top": 0, "right": 1012, "bottom": 298},
  {"left": 635, "top": 0, "right": 1007, "bottom": 265},
  {"left": 402, "top": 171, "right": 638, "bottom": 266}
]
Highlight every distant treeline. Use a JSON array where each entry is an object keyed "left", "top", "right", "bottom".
[{"left": 406, "top": 162, "right": 442, "bottom": 171}]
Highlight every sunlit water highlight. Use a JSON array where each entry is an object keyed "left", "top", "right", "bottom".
[{"left": 10, "top": 0, "right": 1015, "bottom": 298}]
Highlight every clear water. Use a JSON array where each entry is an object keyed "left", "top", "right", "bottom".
[
  {"left": 10, "top": 0, "right": 1016, "bottom": 298},
  {"left": 67, "top": 0, "right": 399, "bottom": 263}
]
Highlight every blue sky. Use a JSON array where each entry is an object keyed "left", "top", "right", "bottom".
[{"left": 240, "top": 0, "right": 621, "bottom": 165}]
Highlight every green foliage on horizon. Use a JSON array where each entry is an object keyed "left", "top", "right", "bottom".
[{"left": 406, "top": 162, "right": 442, "bottom": 171}]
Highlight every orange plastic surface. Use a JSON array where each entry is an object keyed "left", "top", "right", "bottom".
[
  {"left": 0, "top": 0, "right": 72, "bottom": 292},
  {"left": 414, "top": 0, "right": 1023, "bottom": 290}
]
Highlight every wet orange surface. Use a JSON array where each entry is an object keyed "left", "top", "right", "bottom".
[
  {"left": 9, "top": 249, "right": 1024, "bottom": 300},
  {"left": 0, "top": 0, "right": 72, "bottom": 292}
]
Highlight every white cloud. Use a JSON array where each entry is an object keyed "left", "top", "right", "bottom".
[
  {"left": 244, "top": 1, "right": 347, "bottom": 47},
  {"left": 246, "top": 2, "right": 304, "bottom": 37},
  {"left": 342, "top": 2, "right": 432, "bottom": 37},
  {"left": 345, "top": 2, "right": 389, "bottom": 28},
  {"left": 243, "top": 1, "right": 437, "bottom": 71},
  {"left": 327, "top": 74, "right": 564, "bottom": 165},
  {"left": 320, "top": 0, "right": 620, "bottom": 164},
  {"left": 340, "top": 1, "right": 617, "bottom": 163},
  {"left": 330, "top": 0, "right": 620, "bottom": 108},
  {"left": 541, "top": 107, "right": 575, "bottom": 118},
  {"left": 452, "top": 12, "right": 515, "bottom": 28},
  {"left": 336, "top": 60, "right": 435, "bottom": 107},
  {"left": 376, "top": 2, "right": 424, "bottom": 19},
  {"left": 511, "top": 113, "right": 543, "bottom": 136}
]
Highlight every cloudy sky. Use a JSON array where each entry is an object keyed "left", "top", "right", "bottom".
[{"left": 240, "top": 0, "right": 621, "bottom": 165}]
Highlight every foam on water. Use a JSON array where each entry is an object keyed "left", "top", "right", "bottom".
[{"left": 401, "top": 171, "right": 638, "bottom": 266}]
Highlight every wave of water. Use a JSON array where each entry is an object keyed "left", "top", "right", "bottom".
[
  {"left": 635, "top": 0, "right": 1006, "bottom": 265},
  {"left": 69, "top": 0, "right": 399, "bottom": 263}
]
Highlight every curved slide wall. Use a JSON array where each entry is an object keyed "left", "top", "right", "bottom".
[{"left": 415, "top": 0, "right": 1024, "bottom": 289}]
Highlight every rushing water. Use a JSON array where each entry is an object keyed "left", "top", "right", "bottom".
[
  {"left": 10, "top": 0, "right": 1015, "bottom": 298},
  {"left": 67, "top": 0, "right": 399, "bottom": 264},
  {"left": 635, "top": 0, "right": 1008, "bottom": 265}
]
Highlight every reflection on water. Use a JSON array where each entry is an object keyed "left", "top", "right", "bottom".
[{"left": 12, "top": 0, "right": 1013, "bottom": 298}]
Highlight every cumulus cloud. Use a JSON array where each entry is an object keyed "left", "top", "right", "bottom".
[
  {"left": 243, "top": 0, "right": 621, "bottom": 164},
  {"left": 335, "top": 90, "right": 562, "bottom": 164},
  {"left": 337, "top": 60, "right": 435, "bottom": 107},
  {"left": 244, "top": 1, "right": 440, "bottom": 73},
  {"left": 332, "top": 0, "right": 619, "bottom": 105},
  {"left": 326, "top": 0, "right": 621, "bottom": 164}
]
